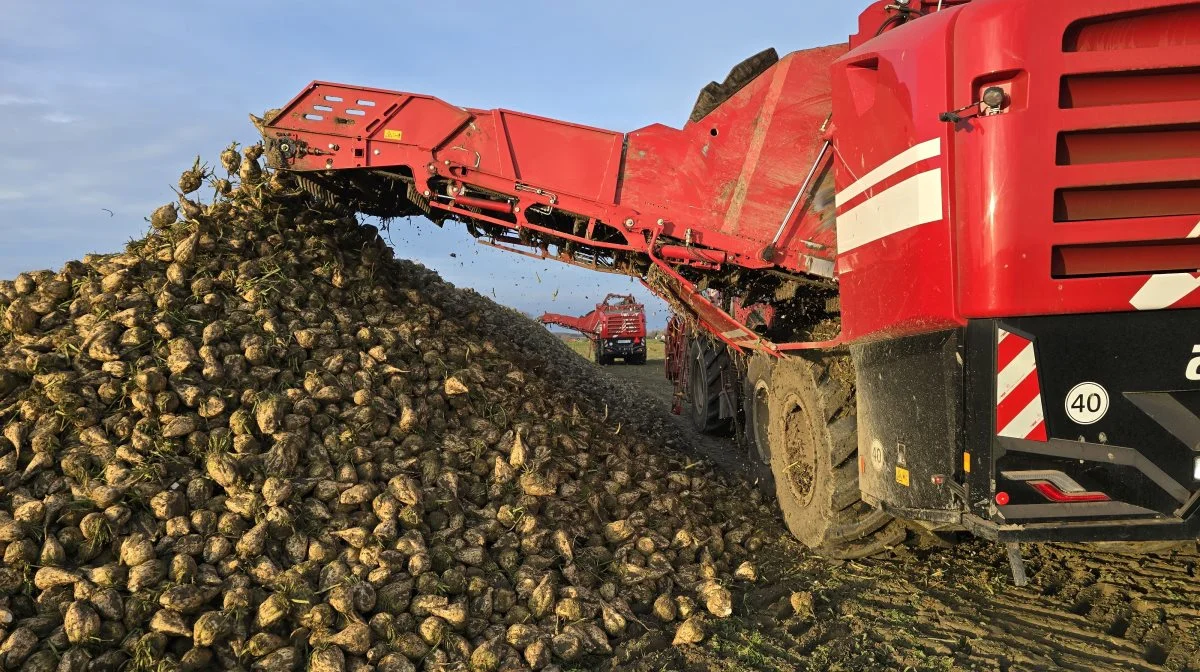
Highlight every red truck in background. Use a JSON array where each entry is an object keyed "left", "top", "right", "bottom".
[
  {"left": 539, "top": 294, "right": 648, "bottom": 365},
  {"left": 260, "top": 0, "right": 1200, "bottom": 582}
]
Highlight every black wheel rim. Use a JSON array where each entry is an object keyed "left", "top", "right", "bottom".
[
  {"left": 779, "top": 393, "right": 817, "bottom": 507},
  {"left": 750, "top": 380, "right": 771, "bottom": 463},
  {"left": 690, "top": 352, "right": 708, "bottom": 423}
]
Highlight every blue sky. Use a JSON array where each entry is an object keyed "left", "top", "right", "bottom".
[{"left": 0, "top": 1, "right": 862, "bottom": 329}]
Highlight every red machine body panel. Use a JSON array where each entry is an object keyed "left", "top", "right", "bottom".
[
  {"left": 275, "top": 85, "right": 626, "bottom": 205},
  {"left": 621, "top": 45, "right": 845, "bottom": 263},
  {"left": 829, "top": 10, "right": 962, "bottom": 341},
  {"left": 950, "top": 0, "right": 1200, "bottom": 319}
]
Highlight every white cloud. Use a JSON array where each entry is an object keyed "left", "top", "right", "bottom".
[
  {"left": 0, "top": 94, "right": 49, "bottom": 106},
  {"left": 0, "top": 190, "right": 28, "bottom": 201},
  {"left": 41, "top": 112, "right": 77, "bottom": 124}
]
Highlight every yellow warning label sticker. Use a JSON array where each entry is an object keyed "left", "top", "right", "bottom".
[
  {"left": 383, "top": 129, "right": 403, "bottom": 141},
  {"left": 963, "top": 452, "right": 971, "bottom": 473},
  {"left": 895, "top": 466, "right": 910, "bottom": 487}
]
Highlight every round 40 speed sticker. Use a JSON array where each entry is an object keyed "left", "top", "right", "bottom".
[
  {"left": 1065, "top": 382, "right": 1109, "bottom": 425},
  {"left": 869, "top": 439, "right": 884, "bottom": 471}
]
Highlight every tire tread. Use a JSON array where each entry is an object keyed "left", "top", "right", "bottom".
[{"left": 766, "top": 353, "right": 906, "bottom": 559}]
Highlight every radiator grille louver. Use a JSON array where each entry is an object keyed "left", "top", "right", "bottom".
[{"left": 1050, "top": 5, "right": 1200, "bottom": 277}]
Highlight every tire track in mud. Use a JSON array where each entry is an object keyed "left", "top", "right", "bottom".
[
  {"left": 807, "top": 554, "right": 1152, "bottom": 671},
  {"left": 714, "top": 541, "right": 1198, "bottom": 672},
  {"left": 787, "top": 541, "right": 1200, "bottom": 672},
  {"left": 611, "top": 539, "right": 1200, "bottom": 671},
  {"left": 1025, "top": 544, "right": 1200, "bottom": 670}
]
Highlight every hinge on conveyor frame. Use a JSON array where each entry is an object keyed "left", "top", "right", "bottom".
[
  {"left": 514, "top": 183, "right": 558, "bottom": 205},
  {"left": 406, "top": 182, "right": 432, "bottom": 216}
]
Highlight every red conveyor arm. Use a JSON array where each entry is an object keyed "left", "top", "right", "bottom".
[
  {"left": 538, "top": 312, "right": 602, "bottom": 337},
  {"left": 260, "top": 46, "right": 846, "bottom": 355}
]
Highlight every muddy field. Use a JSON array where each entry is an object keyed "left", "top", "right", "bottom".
[
  {"left": 559, "top": 337, "right": 672, "bottom": 410},
  {"left": 571, "top": 347, "right": 1200, "bottom": 672}
]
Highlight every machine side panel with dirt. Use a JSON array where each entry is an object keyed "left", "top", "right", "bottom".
[
  {"left": 538, "top": 294, "right": 648, "bottom": 365},
  {"left": 259, "top": 0, "right": 1200, "bottom": 561}
]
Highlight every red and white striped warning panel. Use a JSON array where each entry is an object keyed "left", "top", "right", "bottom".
[{"left": 996, "top": 328, "right": 1047, "bottom": 442}]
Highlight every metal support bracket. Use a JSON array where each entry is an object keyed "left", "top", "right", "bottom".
[
  {"left": 1006, "top": 542, "right": 1028, "bottom": 587},
  {"left": 933, "top": 474, "right": 971, "bottom": 509},
  {"left": 762, "top": 139, "right": 831, "bottom": 262}
]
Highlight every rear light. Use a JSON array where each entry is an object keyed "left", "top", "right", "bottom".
[
  {"left": 995, "top": 492, "right": 1010, "bottom": 506},
  {"left": 1000, "top": 469, "right": 1111, "bottom": 504},
  {"left": 1027, "top": 480, "right": 1110, "bottom": 503}
]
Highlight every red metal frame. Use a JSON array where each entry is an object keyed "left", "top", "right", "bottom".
[
  {"left": 264, "top": 43, "right": 842, "bottom": 275},
  {"left": 664, "top": 316, "right": 688, "bottom": 415},
  {"left": 539, "top": 294, "right": 647, "bottom": 344},
  {"left": 262, "top": 0, "right": 1200, "bottom": 356}
]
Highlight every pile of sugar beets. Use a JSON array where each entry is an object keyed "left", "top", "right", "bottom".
[{"left": 0, "top": 143, "right": 774, "bottom": 671}]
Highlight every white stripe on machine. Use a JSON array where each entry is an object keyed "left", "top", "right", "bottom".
[
  {"left": 1130, "top": 273, "right": 1200, "bottom": 311},
  {"left": 836, "top": 138, "right": 942, "bottom": 207},
  {"left": 1128, "top": 220, "right": 1200, "bottom": 310},
  {"left": 836, "top": 169, "right": 944, "bottom": 253},
  {"left": 995, "top": 328, "right": 1047, "bottom": 442}
]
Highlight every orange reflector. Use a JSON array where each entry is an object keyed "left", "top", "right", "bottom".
[{"left": 963, "top": 452, "right": 971, "bottom": 473}]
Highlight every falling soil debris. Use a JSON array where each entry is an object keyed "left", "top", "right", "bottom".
[{"left": 0, "top": 145, "right": 1199, "bottom": 672}]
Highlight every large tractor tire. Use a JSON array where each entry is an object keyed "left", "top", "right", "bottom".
[
  {"left": 627, "top": 352, "right": 647, "bottom": 365},
  {"left": 766, "top": 354, "right": 906, "bottom": 559},
  {"left": 594, "top": 342, "right": 609, "bottom": 366},
  {"left": 687, "top": 337, "right": 729, "bottom": 433}
]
